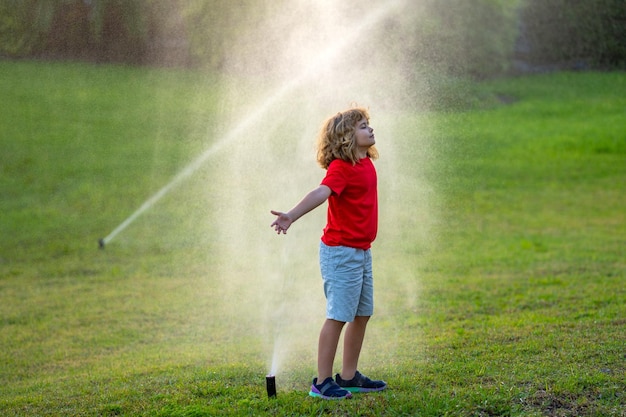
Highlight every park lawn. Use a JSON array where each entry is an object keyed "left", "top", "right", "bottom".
[{"left": 0, "top": 62, "right": 625, "bottom": 416}]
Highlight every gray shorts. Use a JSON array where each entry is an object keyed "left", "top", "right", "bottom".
[{"left": 319, "top": 241, "right": 374, "bottom": 322}]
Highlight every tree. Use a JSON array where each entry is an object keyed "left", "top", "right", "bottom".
[
  {"left": 518, "top": 0, "right": 626, "bottom": 69},
  {"left": 0, "top": 0, "right": 151, "bottom": 63}
]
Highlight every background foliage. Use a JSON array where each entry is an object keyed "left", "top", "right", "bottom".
[
  {"left": 1, "top": 0, "right": 624, "bottom": 76},
  {"left": 519, "top": 0, "right": 626, "bottom": 69}
]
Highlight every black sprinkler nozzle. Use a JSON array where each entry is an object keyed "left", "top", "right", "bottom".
[
  {"left": 266, "top": 375, "right": 276, "bottom": 398},
  {"left": 98, "top": 238, "right": 105, "bottom": 249}
]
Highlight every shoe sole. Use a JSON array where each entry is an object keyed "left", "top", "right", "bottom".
[
  {"left": 309, "top": 390, "right": 352, "bottom": 400},
  {"left": 343, "top": 385, "right": 387, "bottom": 393}
]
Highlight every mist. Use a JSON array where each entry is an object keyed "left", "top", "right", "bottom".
[
  {"left": 101, "top": 0, "right": 435, "bottom": 385},
  {"left": 203, "top": 0, "right": 433, "bottom": 380}
]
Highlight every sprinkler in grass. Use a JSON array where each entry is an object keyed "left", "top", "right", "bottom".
[
  {"left": 266, "top": 375, "right": 277, "bottom": 398},
  {"left": 98, "top": 238, "right": 105, "bottom": 249}
]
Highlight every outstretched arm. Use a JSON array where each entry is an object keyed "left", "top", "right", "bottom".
[{"left": 270, "top": 185, "right": 331, "bottom": 234}]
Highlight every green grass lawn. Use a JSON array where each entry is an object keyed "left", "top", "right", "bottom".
[{"left": 1, "top": 61, "right": 624, "bottom": 416}]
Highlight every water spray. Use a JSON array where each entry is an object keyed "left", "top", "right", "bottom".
[
  {"left": 97, "top": 0, "right": 404, "bottom": 250},
  {"left": 94, "top": 0, "right": 407, "bottom": 397}
]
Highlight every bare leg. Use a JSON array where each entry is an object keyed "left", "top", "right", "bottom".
[
  {"left": 317, "top": 319, "right": 346, "bottom": 381},
  {"left": 341, "top": 315, "right": 370, "bottom": 380}
]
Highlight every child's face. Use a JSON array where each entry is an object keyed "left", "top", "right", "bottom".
[{"left": 354, "top": 117, "right": 375, "bottom": 153}]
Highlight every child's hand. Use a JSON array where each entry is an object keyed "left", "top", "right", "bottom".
[{"left": 270, "top": 210, "right": 292, "bottom": 234}]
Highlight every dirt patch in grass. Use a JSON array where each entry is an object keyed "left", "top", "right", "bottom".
[{"left": 522, "top": 389, "right": 594, "bottom": 417}]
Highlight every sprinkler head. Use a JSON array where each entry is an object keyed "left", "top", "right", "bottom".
[
  {"left": 98, "top": 238, "right": 105, "bottom": 249},
  {"left": 266, "top": 374, "right": 276, "bottom": 398}
]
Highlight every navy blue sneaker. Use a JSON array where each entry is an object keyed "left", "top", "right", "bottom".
[
  {"left": 335, "top": 371, "right": 387, "bottom": 393},
  {"left": 309, "top": 377, "right": 353, "bottom": 400}
]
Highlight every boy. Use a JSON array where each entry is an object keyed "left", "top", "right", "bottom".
[{"left": 271, "top": 107, "right": 387, "bottom": 399}]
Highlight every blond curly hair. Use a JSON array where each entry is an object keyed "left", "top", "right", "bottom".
[{"left": 316, "top": 107, "right": 379, "bottom": 169}]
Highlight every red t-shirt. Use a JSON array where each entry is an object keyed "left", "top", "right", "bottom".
[{"left": 320, "top": 157, "right": 378, "bottom": 249}]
